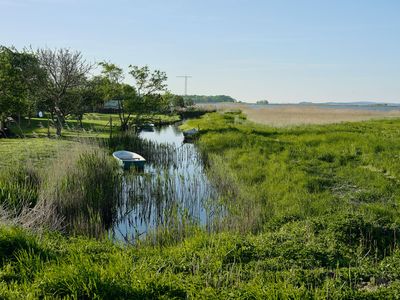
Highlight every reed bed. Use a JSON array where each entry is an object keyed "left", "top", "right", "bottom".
[
  {"left": 38, "top": 143, "right": 121, "bottom": 236},
  {"left": 109, "top": 132, "right": 182, "bottom": 167},
  {"left": 201, "top": 103, "right": 400, "bottom": 126},
  {"left": 111, "top": 139, "right": 224, "bottom": 245},
  {"left": 0, "top": 140, "right": 122, "bottom": 237}
]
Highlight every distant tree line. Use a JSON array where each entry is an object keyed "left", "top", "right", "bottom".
[
  {"left": 0, "top": 46, "right": 186, "bottom": 136},
  {"left": 182, "top": 95, "right": 236, "bottom": 104},
  {"left": 256, "top": 100, "right": 269, "bottom": 105}
]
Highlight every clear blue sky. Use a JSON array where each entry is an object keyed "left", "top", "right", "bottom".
[{"left": 1, "top": 0, "right": 399, "bottom": 103}]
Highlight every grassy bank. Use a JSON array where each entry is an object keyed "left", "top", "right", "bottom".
[
  {"left": 9, "top": 112, "right": 181, "bottom": 138},
  {"left": 2, "top": 112, "right": 400, "bottom": 298},
  {"left": 182, "top": 112, "right": 400, "bottom": 233}
]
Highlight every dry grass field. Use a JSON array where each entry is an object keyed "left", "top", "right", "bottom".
[{"left": 199, "top": 103, "right": 400, "bottom": 126}]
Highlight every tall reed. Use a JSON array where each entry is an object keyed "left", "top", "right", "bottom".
[
  {"left": 39, "top": 142, "right": 121, "bottom": 236},
  {"left": 0, "top": 163, "right": 40, "bottom": 215}
]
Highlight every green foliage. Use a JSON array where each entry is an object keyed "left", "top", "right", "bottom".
[
  {"left": 0, "top": 164, "right": 40, "bottom": 213},
  {"left": 97, "top": 63, "right": 170, "bottom": 130},
  {"left": 256, "top": 100, "right": 269, "bottom": 104},
  {"left": 182, "top": 95, "right": 237, "bottom": 104},
  {"left": 0, "top": 46, "right": 45, "bottom": 128}
]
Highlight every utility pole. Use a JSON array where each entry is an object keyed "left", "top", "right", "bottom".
[{"left": 177, "top": 75, "right": 192, "bottom": 95}]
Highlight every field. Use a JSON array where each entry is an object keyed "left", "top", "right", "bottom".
[
  {"left": 200, "top": 103, "right": 400, "bottom": 126},
  {"left": 2, "top": 111, "right": 400, "bottom": 298}
]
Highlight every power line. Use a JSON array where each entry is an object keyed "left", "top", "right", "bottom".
[{"left": 177, "top": 75, "right": 192, "bottom": 96}]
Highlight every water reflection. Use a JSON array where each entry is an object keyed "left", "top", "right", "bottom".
[{"left": 111, "top": 125, "right": 221, "bottom": 243}]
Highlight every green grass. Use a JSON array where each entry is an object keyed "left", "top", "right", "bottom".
[
  {"left": 183, "top": 112, "right": 400, "bottom": 232},
  {"left": 0, "top": 138, "right": 76, "bottom": 168},
  {"left": 0, "top": 112, "right": 180, "bottom": 168},
  {"left": 3, "top": 112, "right": 400, "bottom": 298},
  {"left": 2, "top": 226, "right": 400, "bottom": 299},
  {"left": 9, "top": 112, "right": 181, "bottom": 138}
]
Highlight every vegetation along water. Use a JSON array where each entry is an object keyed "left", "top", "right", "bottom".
[
  {"left": 2, "top": 109, "right": 400, "bottom": 298},
  {"left": 2, "top": 45, "right": 400, "bottom": 298}
]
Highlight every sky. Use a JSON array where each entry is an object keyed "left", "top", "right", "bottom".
[{"left": 1, "top": 0, "right": 399, "bottom": 103}]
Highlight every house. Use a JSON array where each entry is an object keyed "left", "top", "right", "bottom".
[{"left": 100, "top": 100, "right": 120, "bottom": 113}]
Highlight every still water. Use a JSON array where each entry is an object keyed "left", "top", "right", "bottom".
[{"left": 110, "top": 125, "right": 220, "bottom": 242}]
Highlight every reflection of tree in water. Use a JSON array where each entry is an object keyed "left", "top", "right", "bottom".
[{"left": 171, "top": 124, "right": 182, "bottom": 135}]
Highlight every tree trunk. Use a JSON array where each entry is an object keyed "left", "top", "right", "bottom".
[
  {"left": 0, "top": 115, "right": 7, "bottom": 138},
  {"left": 0, "top": 117, "right": 5, "bottom": 131},
  {"left": 55, "top": 112, "right": 63, "bottom": 136}
]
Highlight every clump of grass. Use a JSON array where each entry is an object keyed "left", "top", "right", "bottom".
[
  {"left": 0, "top": 164, "right": 40, "bottom": 214},
  {"left": 39, "top": 143, "right": 121, "bottom": 236}
]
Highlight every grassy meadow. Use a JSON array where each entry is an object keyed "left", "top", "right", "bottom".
[
  {"left": 7, "top": 113, "right": 181, "bottom": 138},
  {"left": 2, "top": 111, "right": 400, "bottom": 298}
]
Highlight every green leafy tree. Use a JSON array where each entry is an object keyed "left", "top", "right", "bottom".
[
  {"left": 0, "top": 46, "right": 45, "bottom": 134},
  {"left": 67, "top": 78, "right": 103, "bottom": 128},
  {"left": 97, "top": 62, "right": 136, "bottom": 130},
  {"left": 127, "top": 65, "right": 168, "bottom": 127},
  {"left": 162, "top": 92, "right": 185, "bottom": 111},
  {"left": 98, "top": 63, "right": 169, "bottom": 131}
]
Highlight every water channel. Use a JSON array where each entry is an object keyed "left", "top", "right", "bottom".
[{"left": 110, "top": 124, "right": 221, "bottom": 242}]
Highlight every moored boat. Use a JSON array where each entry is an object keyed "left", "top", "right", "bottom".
[
  {"left": 112, "top": 150, "right": 146, "bottom": 170},
  {"left": 183, "top": 128, "right": 199, "bottom": 138},
  {"left": 183, "top": 128, "right": 199, "bottom": 142},
  {"left": 140, "top": 123, "right": 155, "bottom": 132}
]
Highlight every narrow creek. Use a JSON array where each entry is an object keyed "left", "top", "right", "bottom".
[{"left": 110, "top": 124, "right": 222, "bottom": 242}]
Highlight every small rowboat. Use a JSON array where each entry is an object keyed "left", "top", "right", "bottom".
[
  {"left": 140, "top": 123, "right": 155, "bottom": 132},
  {"left": 183, "top": 128, "right": 199, "bottom": 142},
  {"left": 112, "top": 150, "right": 146, "bottom": 170}
]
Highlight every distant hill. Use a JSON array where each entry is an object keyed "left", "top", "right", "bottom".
[{"left": 182, "top": 95, "right": 237, "bottom": 104}]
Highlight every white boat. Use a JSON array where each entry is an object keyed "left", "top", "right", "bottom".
[
  {"left": 140, "top": 123, "right": 155, "bottom": 131},
  {"left": 112, "top": 150, "right": 146, "bottom": 170}
]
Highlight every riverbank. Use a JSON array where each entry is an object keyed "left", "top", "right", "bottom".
[
  {"left": 7, "top": 112, "right": 181, "bottom": 138},
  {"left": 2, "top": 112, "right": 400, "bottom": 297}
]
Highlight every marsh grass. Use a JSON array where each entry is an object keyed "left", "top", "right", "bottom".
[
  {"left": 186, "top": 113, "right": 400, "bottom": 241},
  {"left": 38, "top": 142, "right": 121, "bottom": 236},
  {"left": 111, "top": 133, "right": 224, "bottom": 245},
  {"left": 0, "top": 163, "right": 40, "bottom": 214},
  {"left": 200, "top": 103, "right": 400, "bottom": 126},
  {"left": 0, "top": 139, "right": 122, "bottom": 237},
  {"left": 4, "top": 112, "right": 400, "bottom": 297}
]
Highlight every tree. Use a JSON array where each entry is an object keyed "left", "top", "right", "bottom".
[
  {"left": 128, "top": 65, "right": 167, "bottom": 97},
  {"left": 127, "top": 65, "right": 168, "bottom": 127},
  {"left": 36, "top": 48, "right": 92, "bottom": 136},
  {"left": 97, "top": 62, "right": 133, "bottom": 130},
  {"left": 162, "top": 92, "right": 185, "bottom": 110},
  {"left": 98, "top": 63, "right": 169, "bottom": 131},
  {"left": 67, "top": 78, "right": 103, "bottom": 128},
  {"left": 0, "top": 46, "right": 45, "bottom": 134}
]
